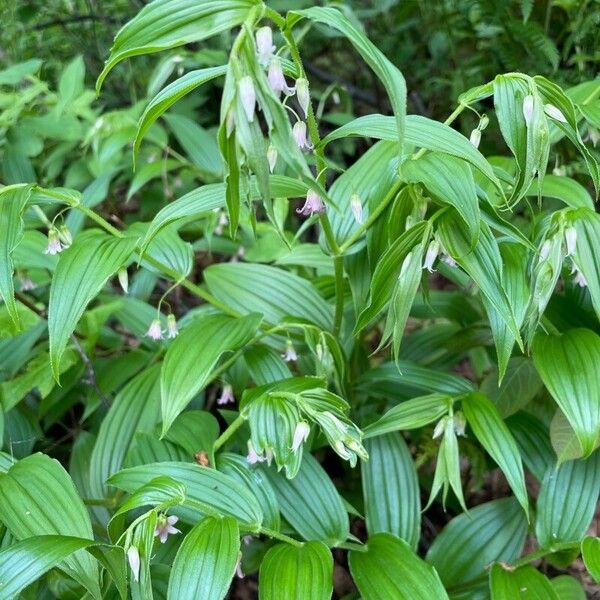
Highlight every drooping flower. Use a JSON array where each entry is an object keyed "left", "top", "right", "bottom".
[
  {"left": 522, "top": 94, "right": 534, "bottom": 126},
  {"left": 154, "top": 514, "right": 181, "bottom": 544},
  {"left": 469, "top": 128, "right": 481, "bottom": 148},
  {"left": 255, "top": 26, "right": 275, "bottom": 66},
  {"left": 166, "top": 314, "right": 178, "bottom": 339},
  {"left": 544, "top": 104, "right": 567, "bottom": 123},
  {"left": 236, "top": 559, "right": 244, "bottom": 579},
  {"left": 564, "top": 226, "right": 577, "bottom": 256},
  {"left": 295, "top": 77, "right": 310, "bottom": 117},
  {"left": 423, "top": 239, "right": 440, "bottom": 272},
  {"left": 573, "top": 265, "right": 587, "bottom": 288},
  {"left": 291, "top": 421, "right": 310, "bottom": 452},
  {"left": 214, "top": 210, "right": 228, "bottom": 235},
  {"left": 267, "top": 144, "right": 278, "bottom": 173},
  {"left": 145, "top": 319, "right": 163, "bottom": 340},
  {"left": 588, "top": 127, "right": 600, "bottom": 147},
  {"left": 238, "top": 76, "right": 256, "bottom": 122},
  {"left": 44, "top": 228, "right": 63, "bottom": 255},
  {"left": 296, "top": 189, "right": 325, "bottom": 216},
  {"left": 217, "top": 384, "right": 235, "bottom": 406},
  {"left": 127, "top": 546, "right": 141, "bottom": 582},
  {"left": 268, "top": 57, "right": 294, "bottom": 97},
  {"left": 19, "top": 276, "right": 35, "bottom": 292},
  {"left": 282, "top": 340, "right": 298, "bottom": 362},
  {"left": 246, "top": 440, "right": 266, "bottom": 465},
  {"left": 58, "top": 225, "right": 72, "bottom": 247},
  {"left": 432, "top": 416, "right": 448, "bottom": 439},
  {"left": 292, "top": 121, "right": 313, "bottom": 151},
  {"left": 452, "top": 412, "right": 466, "bottom": 436},
  {"left": 350, "top": 193, "right": 363, "bottom": 224}
]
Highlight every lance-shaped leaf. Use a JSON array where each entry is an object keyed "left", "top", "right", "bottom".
[
  {"left": 97, "top": 0, "right": 258, "bottom": 92},
  {"left": 582, "top": 537, "right": 600, "bottom": 583},
  {"left": 161, "top": 312, "right": 261, "bottom": 435},
  {"left": 0, "top": 184, "right": 31, "bottom": 329},
  {"left": 462, "top": 392, "right": 529, "bottom": 514},
  {"left": 490, "top": 564, "right": 559, "bottom": 600},
  {"left": 168, "top": 516, "right": 239, "bottom": 600},
  {"left": 532, "top": 329, "right": 600, "bottom": 458},
  {"left": 48, "top": 230, "right": 136, "bottom": 380},
  {"left": 0, "top": 454, "right": 100, "bottom": 598},
  {"left": 259, "top": 541, "right": 333, "bottom": 600},
  {"left": 572, "top": 208, "right": 600, "bottom": 322},
  {"left": 349, "top": 533, "right": 448, "bottom": 600}
]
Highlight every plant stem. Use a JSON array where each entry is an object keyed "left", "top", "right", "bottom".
[
  {"left": 213, "top": 413, "right": 247, "bottom": 452},
  {"left": 333, "top": 255, "right": 345, "bottom": 336},
  {"left": 260, "top": 527, "right": 304, "bottom": 547}
]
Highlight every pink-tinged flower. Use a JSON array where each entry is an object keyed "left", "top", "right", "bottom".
[
  {"left": 145, "top": 319, "right": 163, "bottom": 340},
  {"left": 154, "top": 514, "right": 180, "bottom": 544},
  {"left": 291, "top": 421, "right": 310, "bottom": 452},
  {"left": 256, "top": 26, "right": 275, "bottom": 66},
  {"left": 118, "top": 268, "right": 129, "bottom": 294},
  {"left": 564, "top": 226, "right": 577, "bottom": 256},
  {"left": 217, "top": 384, "right": 235, "bottom": 405},
  {"left": 469, "top": 128, "right": 481, "bottom": 148},
  {"left": 127, "top": 546, "right": 140, "bottom": 582},
  {"left": 282, "top": 340, "right": 298, "bottom": 362},
  {"left": 522, "top": 94, "right": 534, "bottom": 126},
  {"left": 573, "top": 266, "right": 587, "bottom": 288},
  {"left": 544, "top": 104, "right": 567, "bottom": 123},
  {"left": 268, "top": 57, "right": 294, "bottom": 97},
  {"left": 167, "top": 314, "right": 178, "bottom": 339},
  {"left": 423, "top": 240, "right": 440, "bottom": 272},
  {"left": 44, "top": 228, "right": 63, "bottom": 255},
  {"left": 246, "top": 440, "right": 266, "bottom": 465},
  {"left": 350, "top": 193, "right": 363, "bottom": 224},
  {"left": 295, "top": 78, "right": 310, "bottom": 117},
  {"left": 292, "top": 121, "right": 313, "bottom": 151},
  {"left": 267, "top": 144, "right": 278, "bottom": 173},
  {"left": 238, "top": 76, "right": 256, "bottom": 122},
  {"left": 296, "top": 189, "right": 325, "bottom": 217},
  {"left": 19, "top": 276, "right": 35, "bottom": 292}
]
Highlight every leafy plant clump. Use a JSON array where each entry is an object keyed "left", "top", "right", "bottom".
[{"left": 1, "top": 0, "right": 600, "bottom": 598}]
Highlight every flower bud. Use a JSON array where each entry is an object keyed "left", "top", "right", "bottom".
[
  {"left": 479, "top": 114, "right": 489, "bottom": 130},
  {"left": 238, "top": 76, "right": 256, "bottom": 122},
  {"left": 268, "top": 57, "right": 294, "bottom": 97},
  {"left": 564, "top": 226, "right": 577, "bottom": 256},
  {"left": 58, "top": 225, "right": 72, "bottom": 246},
  {"left": 118, "top": 268, "right": 129, "bottom": 294},
  {"left": 267, "top": 144, "right": 278, "bottom": 173},
  {"left": 255, "top": 26, "right": 275, "bottom": 66},
  {"left": 350, "top": 193, "right": 363, "bottom": 224},
  {"left": 127, "top": 546, "right": 140, "bottom": 582},
  {"left": 292, "top": 121, "right": 313, "bottom": 151},
  {"left": 423, "top": 239, "right": 440, "bottom": 272},
  {"left": 167, "top": 314, "right": 178, "bottom": 338},
  {"left": 296, "top": 78, "right": 310, "bottom": 117},
  {"left": 522, "top": 94, "right": 534, "bottom": 126},
  {"left": 544, "top": 104, "right": 567, "bottom": 123},
  {"left": 469, "top": 128, "right": 481, "bottom": 148},
  {"left": 291, "top": 421, "right": 310, "bottom": 452}
]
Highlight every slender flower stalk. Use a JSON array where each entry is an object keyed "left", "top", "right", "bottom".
[{"left": 350, "top": 193, "right": 363, "bottom": 224}]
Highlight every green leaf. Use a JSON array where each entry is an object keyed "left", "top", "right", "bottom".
[
  {"left": 134, "top": 65, "right": 227, "bottom": 157},
  {"left": 490, "top": 564, "right": 559, "bottom": 600},
  {"left": 572, "top": 208, "right": 600, "bottom": 322},
  {"left": 349, "top": 533, "right": 449, "bottom": 600},
  {"left": 259, "top": 541, "right": 333, "bottom": 600},
  {"left": 261, "top": 453, "right": 349, "bottom": 546},
  {"left": 581, "top": 536, "right": 600, "bottom": 583},
  {"left": 97, "top": 0, "right": 258, "bottom": 92},
  {"left": 364, "top": 394, "right": 450, "bottom": 439},
  {"left": 462, "top": 392, "right": 529, "bottom": 513},
  {"left": 109, "top": 462, "right": 263, "bottom": 530},
  {"left": 168, "top": 516, "right": 239, "bottom": 600},
  {"left": 0, "top": 535, "right": 96, "bottom": 599},
  {"left": 362, "top": 433, "right": 420, "bottom": 549},
  {"left": 0, "top": 454, "right": 100, "bottom": 598},
  {"left": 526, "top": 175, "right": 594, "bottom": 209},
  {"left": 161, "top": 313, "right": 261, "bottom": 434},
  {"left": 426, "top": 497, "right": 528, "bottom": 588},
  {"left": 48, "top": 230, "right": 136, "bottom": 380},
  {"left": 290, "top": 7, "right": 406, "bottom": 152},
  {"left": 205, "top": 263, "right": 333, "bottom": 330},
  {"left": 0, "top": 184, "right": 32, "bottom": 329},
  {"left": 551, "top": 575, "right": 587, "bottom": 600},
  {"left": 535, "top": 451, "right": 600, "bottom": 547},
  {"left": 532, "top": 329, "right": 600, "bottom": 458},
  {"left": 507, "top": 412, "right": 553, "bottom": 482}
]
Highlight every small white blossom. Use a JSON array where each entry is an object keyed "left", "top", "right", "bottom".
[
  {"left": 544, "top": 104, "right": 567, "bottom": 123},
  {"left": 296, "top": 189, "right": 325, "bottom": 216},
  {"left": 246, "top": 440, "right": 266, "bottom": 465},
  {"left": 440, "top": 254, "right": 457, "bottom": 268},
  {"left": 238, "top": 76, "right": 256, "bottom": 122},
  {"left": 350, "top": 193, "right": 363, "bottom": 224},
  {"left": 522, "top": 94, "right": 534, "bottom": 126},
  {"left": 295, "top": 78, "right": 310, "bottom": 117},
  {"left": 145, "top": 319, "right": 163, "bottom": 340},
  {"left": 215, "top": 211, "right": 228, "bottom": 235},
  {"left": 255, "top": 26, "right": 275, "bottom": 66},
  {"left": 469, "top": 128, "right": 481, "bottom": 148},
  {"left": 423, "top": 240, "right": 440, "bottom": 272},
  {"left": 573, "top": 266, "right": 587, "bottom": 288},
  {"left": 432, "top": 416, "right": 448, "bottom": 439},
  {"left": 453, "top": 412, "right": 466, "bottom": 437},
  {"left": 118, "top": 268, "right": 129, "bottom": 294},
  {"left": 167, "top": 314, "right": 178, "bottom": 339},
  {"left": 154, "top": 514, "right": 180, "bottom": 544},
  {"left": 553, "top": 165, "right": 566, "bottom": 176},
  {"left": 127, "top": 546, "right": 140, "bottom": 582},
  {"left": 267, "top": 144, "right": 278, "bottom": 173},
  {"left": 217, "top": 384, "right": 235, "bottom": 406},
  {"left": 268, "top": 57, "right": 294, "bottom": 97},
  {"left": 44, "top": 228, "right": 63, "bottom": 255},
  {"left": 588, "top": 127, "right": 600, "bottom": 147},
  {"left": 539, "top": 239, "right": 552, "bottom": 262},
  {"left": 291, "top": 421, "right": 310, "bottom": 452},
  {"left": 282, "top": 340, "right": 298, "bottom": 362},
  {"left": 236, "top": 559, "right": 244, "bottom": 579},
  {"left": 19, "top": 276, "right": 35, "bottom": 291},
  {"left": 564, "top": 226, "right": 577, "bottom": 256},
  {"left": 292, "top": 121, "right": 313, "bottom": 151}
]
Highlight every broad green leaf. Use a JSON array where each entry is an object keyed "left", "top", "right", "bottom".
[
  {"left": 290, "top": 7, "right": 406, "bottom": 152},
  {"left": 0, "top": 535, "right": 95, "bottom": 600},
  {"left": 0, "top": 185, "right": 32, "bottom": 329},
  {"left": 362, "top": 433, "right": 420, "bottom": 549},
  {"left": 261, "top": 453, "right": 349, "bottom": 546},
  {"left": 507, "top": 412, "right": 553, "bottom": 482},
  {"left": 462, "top": 392, "right": 529, "bottom": 513},
  {"left": 205, "top": 263, "right": 333, "bottom": 331},
  {"left": 48, "top": 230, "right": 136, "bottom": 380},
  {"left": 426, "top": 497, "right": 528, "bottom": 588},
  {"left": 164, "top": 410, "right": 220, "bottom": 464},
  {"left": 168, "top": 516, "right": 239, "bottom": 600},
  {"left": 109, "top": 462, "right": 263, "bottom": 530},
  {"left": 581, "top": 536, "right": 600, "bottom": 583},
  {"left": 535, "top": 451, "right": 600, "bottom": 547},
  {"left": 97, "top": 0, "right": 258, "bottom": 92},
  {"left": 532, "top": 329, "right": 600, "bottom": 457},
  {"left": 572, "top": 208, "right": 600, "bottom": 322},
  {"left": 551, "top": 575, "right": 586, "bottom": 600},
  {"left": 349, "top": 533, "right": 449, "bottom": 600},
  {"left": 526, "top": 175, "right": 593, "bottom": 209},
  {"left": 259, "top": 541, "right": 333, "bottom": 600},
  {"left": 364, "top": 394, "right": 450, "bottom": 439},
  {"left": 244, "top": 344, "right": 292, "bottom": 385},
  {"left": 0, "top": 454, "right": 100, "bottom": 598},
  {"left": 161, "top": 313, "right": 261, "bottom": 434},
  {"left": 490, "top": 564, "right": 559, "bottom": 600},
  {"left": 134, "top": 65, "right": 228, "bottom": 157}
]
